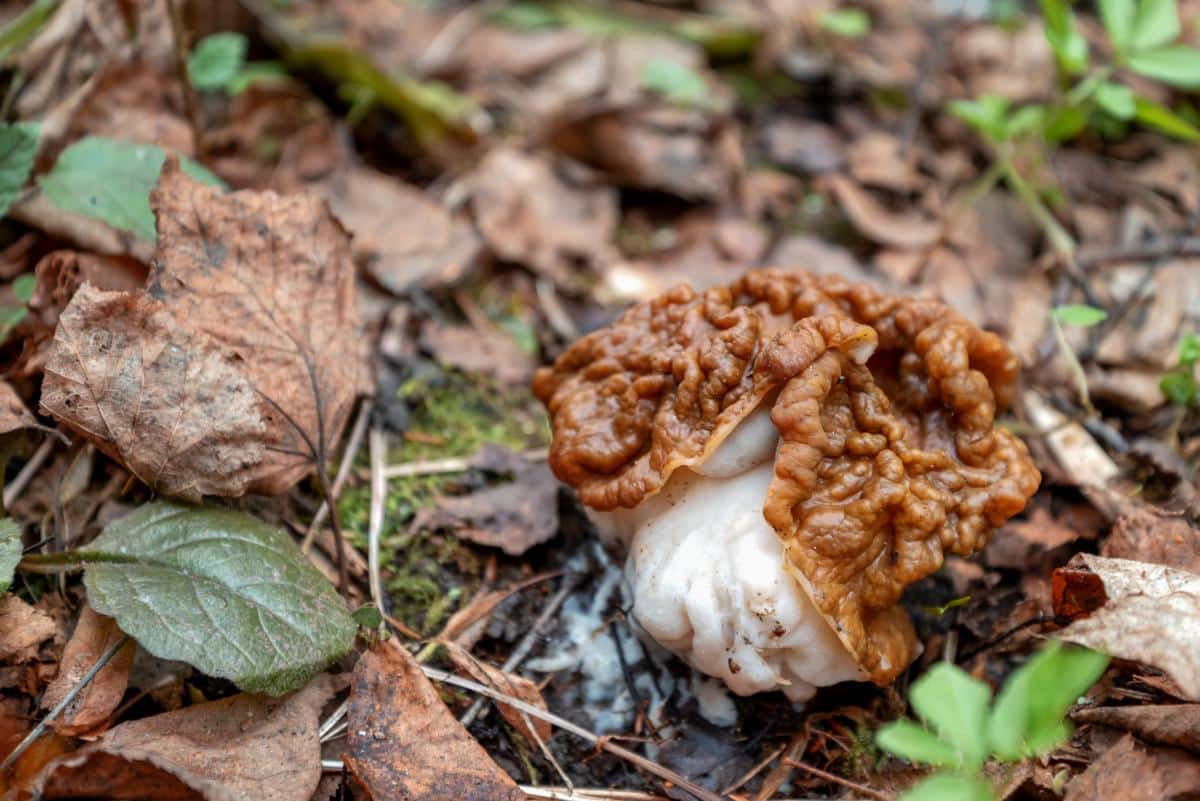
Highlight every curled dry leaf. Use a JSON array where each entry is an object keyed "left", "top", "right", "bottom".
[
  {"left": 0, "top": 595, "right": 57, "bottom": 663},
  {"left": 1102, "top": 508, "right": 1200, "bottom": 575},
  {"left": 442, "top": 641, "right": 553, "bottom": 744},
  {"left": 40, "top": 605, "right": 135, "bottom": 737},
  {"left": 1064, "top": 735, "right": 1200, "bottom": 801},
  {"left": 1054, "top": 554, "right": 1200, "bottom": 700},
  {"left": 0, "top": 381, "right": 36, "bottom": 436},
  {"left": 40, "top": 160, "right": 360, "bottom": 500},
  {"left": 30, "top": 250, "right": 148, "bottom": 328},
  {"left": 825, "top": 173, "right": 941, "bottom": 249},
  {"left": 1072, "top": 704, "right": 1200, "bottom": 754},
  {"left": 33, "top": 674, "right": 337, "bottom": 801},
  {"left": 346, "top": 645, "right": 524, "bottom": 801}
]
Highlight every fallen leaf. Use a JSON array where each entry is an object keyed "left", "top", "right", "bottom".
[
  {"left": 442, "top": 641, "right": 552, "bottom": 744},
  {"left": 845, "top": 131, "right": 923, "bottom": 192},
  {"left": 986, "top": 506, "right": 1102, "bottom": 571},
  {"left": 469, "top": 148, "right": 617, "bottom": 286},
  {"left": 0, "top": 595, "right": 56, "bottom": 663},
  {"left": 825, "top": 173, "right": 941, "bottom": 248},
  {"left": 1054, "top": 554, "right": 1200, "bottom": 700},
  {"left": 418, "top": 320, "right": 535, "bottom": 386},
  {"left": 346, "top": 645, "right": 524, "bottom": 801},
  {"left": 323, "top": 166, "right": 481, "bottom": 295},
  {"left": 40, "top": 159, "right": 360, "bottom": 500},
  {"left": 1064, "top": 735, "right": 1200, "bottom": 801},
  {"left": 760, "top": 118, "right": 843, "bottom": 175},
  {"left": 33, "top": 673, "right": 336, "bottom": 801},
  {"left": 414, "top": 462, "right": 559, "bottom": 556},
  {"left": 1073, "top": 705, "right": 1200, "bottom": 753},
  {"left": 40, "top": 606, "right": 135, "bottom": 737},
  {"left": 1103, "top": 508, "right": 1200, "bottom": 575},
  {"left": 30, "top": 249, "right": 148, "bottom": 327},
  {"left": 0, "top": 381, "right": 35, "bottom": 435}
]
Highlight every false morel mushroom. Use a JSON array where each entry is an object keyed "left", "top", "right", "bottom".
[{"left": 533, "top": 269, "right": 1040, "bottom": 698}]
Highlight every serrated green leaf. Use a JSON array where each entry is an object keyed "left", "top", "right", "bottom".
[
  {"left": 640, "top": 57, "right": 709, "bottom": 106},
  {"left": 1178, "top": 332, "right": 1200, "bottom": 364},
  {"left": 1095, "top": 81, "right": 1136, "bottom": 119},
  {"left": 0, "top": 519, "right": 21, "bottom": 594},
  {"left": 1040, "top": 0, "right": 1089, "bottom": 74},
  {"left": 38, "top": 137, "right": 224, "bottom": 243},
  {"left": 1160, "top": 370, "right": 1196, "bottom": 406},
  {"left": 1005, "top": 105, "right": 1046, "bottom": 139},
  {"left": 949, "top": 95, "right": 1011, "bottom": 142},
  {"left": 820, "top": 8, "right": 870, "bottom": 38},
  {"left": 0, "top": 122, "right": 38, "bottom": 219},
  {"left": 1132, "top": 96, "right": 1200, "bottom": 140},
  {"left": 876, "top": 720, "right": 962, "bottom": 767},
  {"left": 1100, "top": 0, "right": 1136, "bottom": 52},
  {"left": 910, "top": 663, "right": 991, "bottom": 769},
  {"left": 1131, "top": 0, "right": 1180, "bottom": 52},
  {"left": 1043, "top": 105, "right": 1088, "bottom": 141},
  {"left": 82, "top": 502, "right": 356, "bottom": 696},
  {"left": 1128, "top": 45, "right": 1200, "bottom": 89},
  {"left": 188, "top": 32, "right": 248, "bottom": 91},
  {"left": 898, "top": 773, "right": 997, "bottom": 801},
  {"left": 1052, "top": 304, "right": 1108, "bottom": 327}
]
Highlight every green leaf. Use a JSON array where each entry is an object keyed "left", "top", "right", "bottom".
[
  {"left": 1052, "top": 304, "right": 1108, "bottom": 327},
  {"left": 0, "top": 123, "right": 39, "bottom": 219},
  {"left": 352, "top": 604, "right": 383, "bottom": 631},
  {"left": 820, "top": 8, "right": 870, "bottom": 38},
  {"left": 0, "top": 519, "right": 21, "bottom": 594},
  {"left": 228, "top": 61, "right": 288, "bottom": 94},
  {"left": 910, "top": 663, "right": 991, "bottom": 769},
  {"left": 1131, "top": 0, "right": 1180, "bottom": 52},
  {"left": 949, "top": 95, "right": 1011, "bottom": 142},
  {"left": 1178, "top": 331, "right": 1200, "bottom": 364},
  {"left": 1160, "top": 370, "right": 1197, "bottom": 406},
  {"left": 1128, "top": 45, "right": 1200, "bottom": 89},
  {"left": 640, "top": 57, "right": 709, "bottom": 107},
  {"left": 1005, "top": 105, "right": 1046, "bottom": 139},
  {"left": 1132, "top": 96, "right": 1200, "bottom": 140},
  {"left": 876, "top": 720, "right": 962, "bottom": 767},
  {"left": 11, "top": 273, "right": 35, "bottom": 304},
  {"left": 1040, "top": 0, "right": 1089, "bottom": 74},
  {"left": 898, "top": 773, "right": 997, "bottom": 801},
  {"left": 38, "top": 137, "right": 224, "bottom": 243},
  {"left": 988, "top": 642, "right": 1109, "bottom": 760},
  {"left": 1099, "top": 0, "right": 1136, "bottom": 53},
  {"left": 82, "top": 502, "right": 356, "bottom": 696},
  {"left": 188, "top": 32, "right": 248, "bottom": 91},
  {"left": 1042, "top": 105, "right": 1089, "bottom": 141},
  {"left": 1095, "top": 81, "right": 1136, "bottom": 119},
  {"left": 0, "top": 0, "right": 59, "bottom": 63}
]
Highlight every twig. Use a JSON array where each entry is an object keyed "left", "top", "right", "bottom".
[
  {"left": 783, "top": 758, "right": 891, "bottom": 801},
  {"left": 166, "top": 0, "right": 205, "bottom": 161},
  {"left": 3, "top": 435, "right": 55, "bottom": 512},
  {"left": 303, "top": 399, "right": 371, "bottom": 553},
  {"left": 1, "top": 635, "right": 129, "bottom": 770},
  {"left": 419, "top": 663, "right": 725, "bottom": 801},
  {"left": 720, "top": 744, "right": 786, "bottom": 796},
  {"left": 382, "top": 448, "right": 548, "bottom": 480},
  {"left": 1078, "top": 236, "right": 1200, "bottom": 268},
  {"left": 367, "top": 427, "right": 388, "bottom": 611}
]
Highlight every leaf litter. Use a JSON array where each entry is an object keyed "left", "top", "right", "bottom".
[{"left": 0, "top": 0, "right": 1198, "bottom": 799}]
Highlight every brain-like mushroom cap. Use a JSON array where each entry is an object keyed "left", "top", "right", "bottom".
[{"left": 533, "top": 269, "right": 1040, "bottom": 684}]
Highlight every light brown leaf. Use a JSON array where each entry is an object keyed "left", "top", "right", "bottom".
[
  {"left": 33, "top": 674, "right": 337, "bottom": 801},
  {"left": 346, "top": 645, "right": 524, "bottom": 801},
  {"left": 40, "top": 160, "right": 361, "bottom": 500},
  {"left": 41, "top": 606, "right": 135, "bottom": 737},
  {"left": 442, "top": 641, "right": 552, "bottom": 744},
  {"left": 1073, "top": 704, "right": 1200, "bottom": 753},
  {"left": 418, "top": 321, "right": 535, "bottom": 386},
  {"left": 1064, "top": 735, "right": 1200, "bottom": 801},
  {"left": 1103, "top": 508, "right": 1200, "bottom": 575},
  {"left": 0, "top": 596, "right": 56, "bottom": 664},
  {"left": 1055, "top": 554, "right": 1200, "bottom": 700},
  {"left": 0, "top": 381, "right": 36, "bottom": 436},
  {"left": 825, "top": 173, "right": 940, "bottom": 249}
]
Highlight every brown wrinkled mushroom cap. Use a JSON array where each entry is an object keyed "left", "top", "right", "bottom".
[{"left": 533, "top": 268, "right": 1040, "bottom": 684}]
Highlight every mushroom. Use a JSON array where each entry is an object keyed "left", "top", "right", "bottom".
[{"left": 533, "top": 269, "right": 1040, "bottom": 699}]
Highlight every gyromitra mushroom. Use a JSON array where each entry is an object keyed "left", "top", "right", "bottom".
[{"left": 533, "top": 269, "right": 1039, "bottom": 699}]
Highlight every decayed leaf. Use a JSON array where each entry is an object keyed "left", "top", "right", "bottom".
[
  {"left": 1064, "top": 735, "right": 1200, "bottom": 801},
  {"left": 825, "top": 173, "right": 941, "bottom": 248},
  {"left": 0, "top": 381, "right": 35, "bottom": 435},
  {"left": 0, "top": 520, "right": 20, "bottom": 594},
  {"left": 346, "top": 645, "right": 524, "bottom": 801},
  {"left": 0, "top": 595, "right": 56, "bottom": 663},
  {"left": 1055, "top": 554, "right": 1200, "bottom": 700},
  {"left": 33, "top": 674, "right": 336, "bottom": 801},
  {"left": 40, "top": 159, "right": 360, "bottom": 500},
  {"left": 442, "top": 641, "right": 552, "bottom": 744},
  {"left": 41, "top": 606, "right": 135, "bottom": 737},
  {"left": 1073, "top": 704, "right": 1200, "bottom": 753},
  {"left": 1102, "top": 508, "right": 1200, "bottom": 575},
  {"left": 418, "top": 320, "right": 535, "bottom": 386},
  {"left": 82, "top": 502, "right": 356, "bottom": 696},
  {"left": 414, "top": 462, "right": 559, "bottom": 556}
]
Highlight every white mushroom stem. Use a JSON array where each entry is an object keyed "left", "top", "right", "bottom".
[{"left": 589, "top": 407, "right": 865, "bottom": 700}]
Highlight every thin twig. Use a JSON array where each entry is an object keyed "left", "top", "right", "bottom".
[
  {"left": 419, "top": 664, "right": 725, "bottom": 801},
  {"left": 166, "top": 0, "right": 205, "bottom": 161},
  {"left": 1078, "top": 236, "right": 1200, "bottom": 268},
  {"left": 3, "top": 436, "right": 55, "bottom": 512},
  {"left": 720, "top": 744, "right": 786, "bottom": 796},
  {"left": 382, "top": 448, "right": 548, "bottom": 480},
  {"left": 303, "top": 399, "right": 371, "bottom": 553},
  {"left": 783, "top": 758, "right": 891, "bottom": 801},
  {"left": 367, "top": 426, "right": 387, "bottom": 609},
  {"left": 1, "top": 635, "right": 129, "bottom": 771}
]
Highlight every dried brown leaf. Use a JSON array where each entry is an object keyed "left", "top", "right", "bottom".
[
  {"left": 346, "top": 645, "right": 524, "bottom": 801},
  {"left": 40, "top": 160, "right": 360, "bottom": 500},
  {"left": 0, "top": 381, "right": 36, "bottom": 436},
  {"left": 33, "top": 674, "right": 336, "bottom": 801},
  {"left": 1103, "top": 508, "right": 1200, "bottom": 575},
  {"left": 0, "top": 596, "right": 57, "bottom": 664},
  {"left": 1064, "top": 735, "right": 1200, "bottom": 801},
  {"left": 418, "top": 321, "right": 535, "bottom": 386},
  {"left": 41, "top": 606, "right": 135, "bottom": 737},
  {"left": 1073, "top": 704, "right": 1200, "bottom": 754},
  {"left": 1055, "top": 554, "right": 1200, "bottom": 700},
  {"left": 825, "top": 173, "right": 940, "bottom": 248},
  {"left": 442, "top": 641, "right": 552, "bottom": 744}
]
